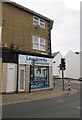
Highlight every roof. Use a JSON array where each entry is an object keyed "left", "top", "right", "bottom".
[
  {"left": 2, "top": 0, "right": 54, "bottom": 29},
  {"left": 52, "top": 52, "right": 60, "bottom": 57}
]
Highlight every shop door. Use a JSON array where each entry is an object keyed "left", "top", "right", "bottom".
[
  {"left": 6, "top": 64, "right": 15, "bottom": 93},
  {"left": 19, "top": 66, "right": 25, "bottom": 91}
]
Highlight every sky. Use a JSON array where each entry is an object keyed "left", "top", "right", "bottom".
[{"left": 11, "top": 0, "right": 80, "bottom": 56}]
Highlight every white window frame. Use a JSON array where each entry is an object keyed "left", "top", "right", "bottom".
[
  {"left": 33, "top": 16, "right": 45, "bottom": 29},
  {"left": 33, "top": 16, "right": 39, "bottom": 26},
  {"left": 32, "top": 36, "right": 39, "bottom": 50},
  {"left": 39, "top": 38, "right": 45, "bottom": 51},
  {"left": 32, "top": 36, "right": 45, "bottom": 51},
  {"left": 40, "top": 19, "right": 45, "bottom": 29}
]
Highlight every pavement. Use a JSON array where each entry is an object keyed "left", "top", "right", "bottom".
[
  {"left": 0, "top": 79, "right": 80, "bottom": 105},
  {"left": 1, "top": 86, "right": 76, "bottom": 105}
]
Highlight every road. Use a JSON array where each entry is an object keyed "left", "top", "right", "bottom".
[{"left": 2, "top": 80, "right": 80, "bottom": 118}]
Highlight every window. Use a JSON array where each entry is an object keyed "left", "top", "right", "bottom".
[
  {"left": 33, "top": 36, "right": 45, "bottom": 51},
  {"left": 33, "top": 16, "right": 45, "bottom": 29},
  {"left": 31, "top": 66, "right": 49, "bottom": 89},
  {"left": 33, "top": 16, "right": 39, "bottom": 26},
  {"left": 40, "top": 19, "right": 45, "bottom": 29},
  {"left": 33, "top": 36, "right": 39, "bottom": 50},
  {"left": 40, "top": 38, "right": 45, "bottom": 51}
]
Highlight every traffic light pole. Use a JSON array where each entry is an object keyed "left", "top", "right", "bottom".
[
  {"left": 61, "top": 58, "right": 66, "bottom": 91},
  {"left": 62, "top": 69, "right": 64, "bottom": 91}
]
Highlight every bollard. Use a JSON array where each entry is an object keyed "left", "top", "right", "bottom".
[{"left": 68, "top": 80, "right": 71, "bottom": 91}]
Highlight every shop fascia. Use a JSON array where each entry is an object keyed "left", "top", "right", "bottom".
[{"left": 19, "top": 54, "right": 53, "bottom": 66}]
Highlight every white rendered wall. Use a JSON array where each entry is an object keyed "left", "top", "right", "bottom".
[{"left": 64, "top": 50, "right": 80, "bottom": 79}]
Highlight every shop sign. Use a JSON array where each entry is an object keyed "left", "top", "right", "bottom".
[
  {"left": 19, "top": 54, "right": 52, "bottom": 65},
  {"left": 26, "top": 56, "right": 47, "bottom": 62}
]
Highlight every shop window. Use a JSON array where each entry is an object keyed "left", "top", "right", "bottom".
[{"left": 31, "top": 66, "right": 49, "bottom": 89}]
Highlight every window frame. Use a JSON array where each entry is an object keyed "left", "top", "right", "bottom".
[
  {"left": 33, "top": 16, "right": 45, "bottom": 29},
  {"left": 32, "top": 36, "right": 46, "bottom": 51}
]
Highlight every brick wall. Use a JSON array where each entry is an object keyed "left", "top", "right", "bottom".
[
  {"left": 2, "top": 2, "right": 51, "bottom": 55},
  {"left": 2, "top": 63, "right": 7, "bottom": 93}
]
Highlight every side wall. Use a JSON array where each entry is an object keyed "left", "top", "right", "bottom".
[{"left": 64, "top": 50, "right": 80, "bottom": 79}]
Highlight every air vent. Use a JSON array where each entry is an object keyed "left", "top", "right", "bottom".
[{"left": 35, "top": 24, "right": 40, "bottom": 29}]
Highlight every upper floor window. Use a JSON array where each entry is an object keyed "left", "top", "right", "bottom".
[
  {"left": 33, "top": 36, "right": 45, "bottom": 51},
  {"left": 33, "top": 16, "right": 45, "bottom": 29}
]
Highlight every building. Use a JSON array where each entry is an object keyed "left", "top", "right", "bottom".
[
  {"left": 52, "top": 52, "right": 63, "bottom": 78},
  {"left": 64, "top": 50, "right": 80, "bottom": 79},
  {"left": 0, "top": 2, "right": 54, "bottom": 93}
]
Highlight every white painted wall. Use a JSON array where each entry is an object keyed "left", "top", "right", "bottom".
[
  {"left": 53, "top": 52, "right": 63, "bottom": 78},
  {"left": 64, "top": 50, "right": 80, "bottom": 79}
]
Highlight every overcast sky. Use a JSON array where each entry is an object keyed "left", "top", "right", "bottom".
[{"left": 12, "top": 0, "right": 80, "bottom": 56}]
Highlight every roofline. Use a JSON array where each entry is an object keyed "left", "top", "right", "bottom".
[{"left": 3, "top": 1, "right": 54, "bottom": 29}]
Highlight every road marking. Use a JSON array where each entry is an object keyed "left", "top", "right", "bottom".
[
  {"left": 0, "top": 96, "right": 64, "bottom": 106},
  {"left": 69, "top": 89, "right": 77, "bottom": 94},
  {"left": 73, "top": 106, "right": 80, "bottom": 109},
  {"left": 58, "top": 99, "right": 64, "bottom": 103}
]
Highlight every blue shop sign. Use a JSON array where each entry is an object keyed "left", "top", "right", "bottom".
[
  {"left": 26, "top": 56, "right": 47, "bottom": 63},
  {"left": 19, "top": 54, "right": 49, "bottom": 64}
]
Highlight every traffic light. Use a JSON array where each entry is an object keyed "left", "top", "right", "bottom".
[{"left": 61, "top": 58, "right": 66, "bottom": 70}]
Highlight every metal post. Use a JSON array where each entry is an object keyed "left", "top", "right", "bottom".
[
  {"left": 62, "top": 69, "right": 64, "bottom": 91},
  {"left": 29, "top": 60, "right": 35, "bottom": 93}
]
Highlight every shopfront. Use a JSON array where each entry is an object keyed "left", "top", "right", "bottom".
[{"left": 19, "top": 54, "right": 53, "bottom": 91}]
